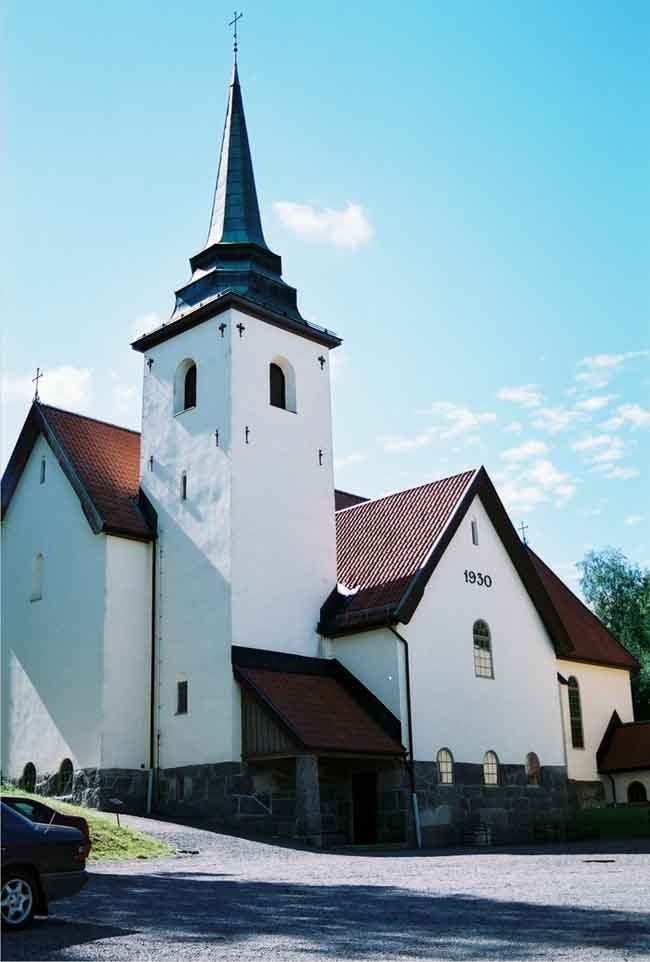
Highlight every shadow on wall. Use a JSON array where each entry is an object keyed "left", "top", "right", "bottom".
[{"left": 5, "top": 873, "right": 649, "bottom": 960}]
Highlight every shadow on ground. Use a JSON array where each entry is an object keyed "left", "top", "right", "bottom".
[{"left": 4, "top": 874, "right": 649, "bottom": 960}]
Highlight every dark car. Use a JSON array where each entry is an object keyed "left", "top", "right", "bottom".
[
  {"left": 1, "top": 795, "right": 91, "bottom": 852},
  {"left": 1, "top": 802, "right": 88, "bottom": 929}
]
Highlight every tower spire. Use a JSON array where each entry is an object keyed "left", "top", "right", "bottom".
[{"left": 205, "top": 30, "right": 268, "bottom": 250}]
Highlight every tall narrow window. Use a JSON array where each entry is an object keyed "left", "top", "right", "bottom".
[
  {"left": 177, "top": 680, "right": 188, "bottom": 715},
  {"left": 31, "top": 553, "right": 44, "bottom": 602},
  {"left": 471, "top": 519, "right": 479, "bottom": 546},
  {"left": 270, "top": 363, "right": 286, "bottom": 409},
  {"left": 526, "top": 752, "right": 541, "bottom": 786},
  {"left": 567, "top": 677, "right": 584, "bottom": 749},
  {"left": 473, "top": 620, "right": 493, "bottom": 678},
  {"left": 40, "top": 458, "right": 46, "bottom": 484},
  {"left": 58, "top": 758, "right": 73, "bottom": 794},
  {"left": 483, "top": 751, "right": 499, "bottom": 785},
  {"left": 180, "top": 472, "right": 187, "bottom": 501},
  {"left": 436, "top": 748, "right": 454, "bottom": 785},
  {"left": 184, "top": 363, "right": 197, "bottom": 410},
  {"left": 22, "top": 762, "right": 36, "bottom": 793}
]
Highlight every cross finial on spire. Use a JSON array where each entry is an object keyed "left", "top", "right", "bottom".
[
  {"left": 518, "top": 520, "right": 529, "bottom": 545},
  {"left": 229, "top": 10, "right": 243, "bottom": 62},
  {"left": 32, "top": 367, "right": 44, "bottom": 402}
]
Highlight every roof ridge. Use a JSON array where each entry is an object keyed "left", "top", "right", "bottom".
[
  {"left": 39, "top": 403, "right": 141, "bottom": 437},
  {"left": 335, "top": 467, "right": 478, "bottom": 514}
]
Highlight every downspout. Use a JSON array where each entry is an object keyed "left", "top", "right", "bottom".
[
  {"left": 389, "top": 626, "right": 422, "bottom": 849},
  {"left": 146, "top": 534, "right": 157, "bottom": 815}
]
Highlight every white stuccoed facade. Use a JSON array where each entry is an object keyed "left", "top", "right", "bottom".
[
  {"left": 139, "top": 306, "right": 337, "bottom": 770},
  {"left": 333, "top": 494, "right": 567, "bottom": 768},
  {"left": 1, "top": 435, "right": 151, "bottom": 778}
]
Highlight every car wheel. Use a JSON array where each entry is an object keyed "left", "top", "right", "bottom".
[{"left": 1, "top": 871, "right": 36, "bottom": 929}]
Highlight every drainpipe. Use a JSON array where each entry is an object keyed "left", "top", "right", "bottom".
[
  {"left": 608, "top": 774, "right": 617, "bottom": 807},
  {"left": 389, "top": 626, "right": 422, "bottom": 849},
  {"left": 147, "top": 535, "right": 158, "bottom": 815}
]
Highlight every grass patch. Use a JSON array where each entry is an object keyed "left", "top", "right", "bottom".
[
  {"left": 576, "top": 805, "right": 650, "bottom": 839},
  {"left": 1, "top": 784, "right": 173, "bottom": 861}
]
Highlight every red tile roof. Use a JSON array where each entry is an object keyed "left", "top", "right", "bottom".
[
  {"left": 334, "top": 489, "right": 368, "bottom": 511},
  {"left": 330, "top": 470, "right": 476, "bottom": 626},
  {"left": 527, "top": 548, "right": 638, "bottom": 670},
  {"left": 237, "top": 666, "right": 404, "bottom": 755},
  {"left": 1, "top": 404, "right": 151, "bottom": 541},
  {"left": 598, "top": 721, "right": 650, "bottom": 773}
]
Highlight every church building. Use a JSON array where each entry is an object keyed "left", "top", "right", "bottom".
[{"left": 2, "top": 54, "right": 648, "bottom": 846}]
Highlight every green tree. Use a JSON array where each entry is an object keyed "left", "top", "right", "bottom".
[{"left": 578, "top": 548, "right": 650, "bottom": 720}]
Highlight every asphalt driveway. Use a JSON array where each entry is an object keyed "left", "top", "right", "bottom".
[{"left": 3, "top": 816, "right": 650, "bottom": 961}]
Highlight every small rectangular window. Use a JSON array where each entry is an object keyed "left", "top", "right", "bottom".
[
  {"left": 40, "top": 458, "right": 46, "bottom": 484},
  {"left": 471, "top": 520, "right": 479, "bottom": 545},
  {"left": 177, "top": 680, "right": 188, "bottom": 715},
  {"left": 181, "top": 472, "right": 187, "bottom": 501}
]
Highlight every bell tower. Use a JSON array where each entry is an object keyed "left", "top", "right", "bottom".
[{"left": 132, "top": 55, "right": 341, "bottom": 771}]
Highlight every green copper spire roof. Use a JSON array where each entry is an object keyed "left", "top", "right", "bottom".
[{"left": 206, "top": 62, "right": 268, "bottom": 249}]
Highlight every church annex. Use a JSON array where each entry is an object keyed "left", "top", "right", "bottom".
[{"left": 2, "top": 55, "right": 648, "bottom": 846}]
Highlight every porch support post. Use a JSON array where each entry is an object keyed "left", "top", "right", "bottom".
[{"left": 295, "top": 754, "right": 322, "bottom": 846}]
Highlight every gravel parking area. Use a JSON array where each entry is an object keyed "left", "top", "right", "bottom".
[{"left": 3, "top": 815, "right": 650, "bottom": 961}]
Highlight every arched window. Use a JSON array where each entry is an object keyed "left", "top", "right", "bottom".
[
  {"left": 174, "top": 359, "right": 197, "bottom": 414},
  {"left": 58, "top": 758, "right": 73, "bottom": 795},
  {"left": 184, "top": 363, "right": 197, "bottom": 410},
  {"left": 31, "top": 553, "right": 43, "bottom": 602},
  {"left": 436, "top": 748, "right": 454, "bottom": 785},
  {"left": 526, "top": 752, "right": 541, "bottom": 786},
  {"left": 473, "top": 620, "right": 493, "bottom": 678},
  {"left": 483, "top": 751, "right": 499, "bottom": 785},
  {"left": 627, "top": 781, "right": 647, "bottom": 804},
  {"left": 21, "top": 763, "right": 36, "bottom": 793},
  {"left": 270, "top": 363, "right": 286, "bottom": 409},
  {"left": 269, "top": 356, "right": 297, "bottom": 412},
  {"left": 567, "top": 677, "right": 584, "bottom": 749}
]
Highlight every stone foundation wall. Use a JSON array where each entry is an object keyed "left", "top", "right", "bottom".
[
  {"left": 16, "top": 766, "right": 150, "bottom": 814},
  {"left": 410, "top": 762, "right": 571, "bottom": 846}
]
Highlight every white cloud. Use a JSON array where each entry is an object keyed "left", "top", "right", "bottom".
[
  {"left": 497, "top": 458, "right": 577, "bottom": 512},
  {"left": 501, "top": 440, "right": 548, "bottom": 462},
  {"left": 624, "top": 515, "right": 644, "bottom": 526},
  {"left": 496, "top": 385, "right": 543, "bottom": 408},
  {"left": 576, "top": 350, "right": 650, "bottom": 388},
  {"left": 334, "top": 452, "right": 366, "bottom": 468},
  {"left": 504, "top": 420, "right": 523, "bottom": 433},
  {"left": 532, "top": 406, "right": 584, "bottom": 434},
  {"left": 588, "top": 438, "right": 625, "bottom": 466},
  {"left": 132, "top": 313, "right": 162, "bottom": 340},
  {"left": 571, "top": 433, "right": 614, "bottom": 452},
  {"left": 2, "top": 366, "right": 92, "bottom": 410},
  {"left": 426, "top": 402, "right": 497, "bottom": 439},
  {"left": 600, "top": 466, "right": 640, "bottom": 480},
  {"left": 113, "top": 382, "right": 139, "bottom": 416},
  {"left": 604, "top": 403, "right": 650, "bottom": 430},
  {"left": 575, "top": 394, "right": 616, "bottom": 412},
  {"left": 273, "top": 201, "right": 373, "bottom": 249}
]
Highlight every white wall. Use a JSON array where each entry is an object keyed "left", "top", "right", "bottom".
[
  {"left": 1, "top": 435, "right": 106, "bottom": 777},
  {"left": 101, "top": 536, "right": 152, "bottom": 770},
  {"left": 139, "top": 305, "right": 338, "bottom": 768},
  {"left": 606, "top": 770, "right": 650, "bottom": 804},
  {"left": 402, "top": 495, "right": 566, "bottom": 767},
  {"left": 230, "top": 308, "right": 337, "bottom": 655},
  {"left": 332, "top": 628, "right": 402, "bottom": 719},
  {"left": 557, "top": 659, "right": 634, "bottom": 782},
  {"left": 140, "top": 314, "right": 233, "bottom": 769}
]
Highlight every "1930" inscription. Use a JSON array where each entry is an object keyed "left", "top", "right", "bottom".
[{"left": 464, "top": 569, "right": 493, "bottom": 588}]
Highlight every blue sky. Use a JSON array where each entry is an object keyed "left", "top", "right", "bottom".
[{"left": 3, "top": 1, "right": 649, "bottom": 589}]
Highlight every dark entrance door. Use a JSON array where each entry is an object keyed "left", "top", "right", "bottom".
[{"left": 352, "top": 772, "right": 378, "bottom": 843}]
